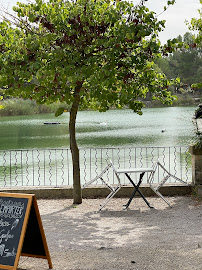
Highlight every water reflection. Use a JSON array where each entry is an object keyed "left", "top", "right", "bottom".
[{"left": 0, "top": 106, "right": 196, "bottom": 150}]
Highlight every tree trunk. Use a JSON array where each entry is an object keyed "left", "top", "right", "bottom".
[{"left": 69, "top": 89, "right": 82, "bottom": 204}]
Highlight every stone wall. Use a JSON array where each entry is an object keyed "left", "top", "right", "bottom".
[
  {"left": 0, "top": 185, "right": 192, "bottom": 199},
  {"left": 190, "top": 115, "right": 202, "bottom": 197},
  {"left": 189, "top": 145, "right": 202, "bottom": 185}
]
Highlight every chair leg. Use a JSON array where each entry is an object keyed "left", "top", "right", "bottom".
[
  {"left": 99, "top": 185, "right": 121, "bottom": 211},
  {"left": 83, "top": 162, "right": 122, "bottom": 211},
  {"left": 150, "top": 185, "right": 172, "bottom": 207},
  {"left": 148, "top": 161, "right": 188, "bottom": 207}
]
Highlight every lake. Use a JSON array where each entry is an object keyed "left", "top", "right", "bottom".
[
  {"left": 0, "top": 106, "right": 196, "bottom": 150},
  {"left": 0, "top": 106, "right": 196, "bottom": 186}
]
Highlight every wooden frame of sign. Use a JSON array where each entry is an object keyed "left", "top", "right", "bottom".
[{"left": 0, "top": 192, "right": 52, "bottom": 270}]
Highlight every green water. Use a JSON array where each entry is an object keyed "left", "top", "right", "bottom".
[{"left": 0, "top": 106, "right": 196, "bottom": 150}]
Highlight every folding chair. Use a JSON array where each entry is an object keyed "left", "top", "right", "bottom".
[
  {"left": 82, "top": 161, "right": 121, "bottom": 210},
  {"left": 148, "top": 161, "right": 189, "bottom": 207}
]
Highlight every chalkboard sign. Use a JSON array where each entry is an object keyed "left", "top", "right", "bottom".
[{"left": 0, "top": 193, "right": 52, "bottom": 270}]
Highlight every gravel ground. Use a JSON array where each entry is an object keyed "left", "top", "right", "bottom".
[{"left": 18, "top": 196, "right": 202, "bottom": 270}]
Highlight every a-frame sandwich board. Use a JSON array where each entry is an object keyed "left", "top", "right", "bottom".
[{"left": 0, "top": 192, "right": 52, "bottom": 270}]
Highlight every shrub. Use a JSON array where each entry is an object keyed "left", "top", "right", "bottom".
[{"left": 0, "top": 98, "right": 69, "bottom": 116}]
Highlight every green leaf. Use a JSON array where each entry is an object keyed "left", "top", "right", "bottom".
[
  {"left": 192, "top": 83, "right": 202, "bottom": 89},
  {"left": 175, "top": 78, "right": 180, "bottom": 84},
  {"left": 55, "top": 107, "right": 65, "bottom": 117}
]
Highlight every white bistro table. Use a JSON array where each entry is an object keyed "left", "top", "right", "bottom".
[{"left": 116, "top": 167, "right": 155, "bottom": 209}]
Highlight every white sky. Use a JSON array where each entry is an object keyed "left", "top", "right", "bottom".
[{"left": 0, "top": 0, "right": 201, "bottom": 44}]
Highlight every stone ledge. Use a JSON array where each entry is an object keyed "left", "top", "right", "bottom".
[{"left": 0, "top": 184, "right": 193, "bottom": 199}]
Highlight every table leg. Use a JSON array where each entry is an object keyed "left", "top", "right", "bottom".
[
  {"left": 123, "top": 174, "right": 142, "bottom": 209},
  {"left": 123, "top": 172, "right": 153, "bottom": 209}
]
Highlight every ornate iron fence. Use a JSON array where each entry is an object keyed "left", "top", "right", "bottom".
[{"left": 0, "top": 146, "right": 191, "bottom": 187}]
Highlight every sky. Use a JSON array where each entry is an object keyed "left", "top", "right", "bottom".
[{"left": 0, "top": 0, "right": 201, "bottom": 44}]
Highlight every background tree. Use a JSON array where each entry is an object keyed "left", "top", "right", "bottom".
[
  {"left": 0, "top": 0, "right": 178, "bottom": 204},
  {"left": 189, "top": 0, "right": 202, "bottom": 89},
  {"left": 156, "top": 32, "right": 202, "bottom": 94}
]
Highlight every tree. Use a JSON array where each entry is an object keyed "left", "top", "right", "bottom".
[
  {"left": 0, "top": 0, "right": 179, "bottom": 204},
  {"left": 156, "top": 32, "right": 202, "bottom": 90},
  {"left": 189, "top": 0, "right": 202, "bottom": 89}
]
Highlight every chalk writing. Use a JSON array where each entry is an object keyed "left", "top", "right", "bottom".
[
  {"left": 0, "top": 200, "right": 24, "bottom": 219},
  {"left": 0, "top": 244, "right": 16, "bottom": 258},
  {"left": 11, "top": 219, "right": 19, "bottom": 230},
  {"left": 0, "top": 244, "right": 5, "bottom": 256},
  {"left": 0, "top": 230, "right": 14, "bottom": 244},
  {"left": 3, "top": 247, "right": 16, "bottom": 257},
  {"left": 0, "top": 219, "right": 10, "bottom": 227}
]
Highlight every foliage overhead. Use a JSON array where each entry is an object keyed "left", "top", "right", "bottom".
[
  {"left": 188, "top": 0, "right": 202, "bottom": 89},
  {"left": 0, "top": 96, "right": 3, "bottom": 110},
  {"left": 189, "top": 0, "right": 202, "bottom": 44},
  {"left": 0, "top": 0, "right": 180, "bottom": 116}
]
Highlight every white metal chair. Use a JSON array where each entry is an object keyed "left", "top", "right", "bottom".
[
  {"left": 82, "top": 161, "right": 121, "bottom": 210},
  {"left": 147, "top": 161, "right": 189, "bottom": 207}
]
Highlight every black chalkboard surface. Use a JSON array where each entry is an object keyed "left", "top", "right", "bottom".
[{"left": 0, "top": 193, "right": 52, "bottom": 270}]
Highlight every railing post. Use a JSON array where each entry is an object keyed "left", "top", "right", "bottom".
[
  {"left": 190, "top": 110, "right": 202, "bottom": 196},
  {"left": 189, "top": 145, "right": 202, "bottom": 196}
]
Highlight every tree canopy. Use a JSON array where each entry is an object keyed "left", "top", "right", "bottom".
[
  {"left": 156, "top": 32, "right": 202, "bottom": 89},
  {"left": 156, "top": 1, "right": 202, "bottom": 92},
  {"left": 0, "top": 0, "right": 179, "bottom": 112},
  {"left": 188, "top": 0, "right": 202, "bottom": 89},
  {"left": 0, "top": 0, "right": 179, "bottom": 203}
]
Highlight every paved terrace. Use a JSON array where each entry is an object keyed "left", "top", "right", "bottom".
[{"left": 18, "top": 196, "right": 202, "bottom": 270}]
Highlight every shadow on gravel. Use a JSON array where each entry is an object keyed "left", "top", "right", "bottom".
[
  {"left": 39, "top": 197, "right": 190, "bottom": 251},
  {"left": 40, "top": 196, "right": 202, "bottom": 252},
  {"left": 18, "top": 197, "right": 202, "bottom": 270}
]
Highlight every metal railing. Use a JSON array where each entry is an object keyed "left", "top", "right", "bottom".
[{"left": 0, "top": 146, "right": 192, "bottom": 187}]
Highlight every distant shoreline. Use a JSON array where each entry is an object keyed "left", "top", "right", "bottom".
[{"left": 0, "top": 96, "right": 200, "bottom": 117}]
